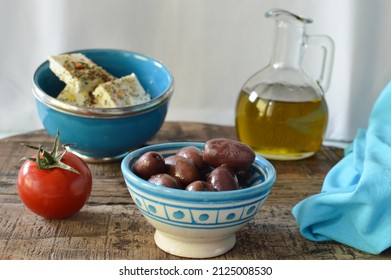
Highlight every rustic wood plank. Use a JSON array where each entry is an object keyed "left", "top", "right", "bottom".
[{"left": 1, "top": 203, "right": 389, "bottom": 260}]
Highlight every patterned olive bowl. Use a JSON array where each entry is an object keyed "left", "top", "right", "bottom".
[{"left": 121, "top": 142, "right": 276, "bottom": 258}]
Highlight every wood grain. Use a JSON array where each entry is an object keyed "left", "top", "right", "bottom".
[{"left": 1, "top": 121, "right": 390, "bottom": 260}]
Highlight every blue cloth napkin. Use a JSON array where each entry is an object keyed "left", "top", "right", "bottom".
[{"left": 292, "top": 81, "right": 391, "bottom": 254}]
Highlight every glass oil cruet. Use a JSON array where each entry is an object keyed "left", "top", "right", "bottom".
[{"left": 235, "top": 8, "right": 334, "bottom": 160}]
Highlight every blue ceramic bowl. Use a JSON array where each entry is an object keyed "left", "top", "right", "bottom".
[
  {"left": 33, "top": 49, "right": 174, "bottom": 162},
  {"left": 121, "top": 142, "right": 276, "bottom": 258}
]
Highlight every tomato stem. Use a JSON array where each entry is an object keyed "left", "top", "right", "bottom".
[{"left": 20, "top": 131, "right": 81, "bottom": 174}]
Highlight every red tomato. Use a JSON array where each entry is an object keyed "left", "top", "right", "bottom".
[{"left": 17, "top": 151, "right": 92, "bottom": 219}]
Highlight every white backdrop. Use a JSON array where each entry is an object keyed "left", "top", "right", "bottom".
[{"left": 1, "top": 0, "right": 390, "bottom": 144}]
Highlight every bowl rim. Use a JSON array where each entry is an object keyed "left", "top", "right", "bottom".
[
  {"left": 121, "top": 142, "right": 277, "bottom": 202},
  {"left": 32, "top": 48, "right": 174, "bottom": 119}
]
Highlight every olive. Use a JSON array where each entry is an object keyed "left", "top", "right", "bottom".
[
  {"left": 134, "top": 139, "right": 256, "bottom": 192},
  {"left": 236, "top": 165, "right": 252, "bottom": 184},
  {"left": 206, "top": 164, "right": 239, "bottom": 191},
  {"left": 186, "top": 180, "right": 214, "bottom": 192},
  {"left": 148, "top": 173, "right": 183, "bottom": 189},
  {"left": 133, "top": 151, "right": 166, "bottom": 180},
  {"left": 177, "top": 146, "right": 208, "bottom": 171},
  {"left": 203, "top": 138, "right": 255, "bottom": 173},
  {"left": 165, "top": 155, "right": 200, "bottom": 186},
  {"left": 164, "top": 155, "right": 177, "bottom": 167}
]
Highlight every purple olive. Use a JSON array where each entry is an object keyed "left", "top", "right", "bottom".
[
  {"left": 206, "top": 164, "right": 239, "bottom": 191},
  {"left": 203, "top": 138, "right": 255, "bottom": 173},
  {"left": 177, "top": 146, "right": 208, "bottom": 171},
  {"left": 148, "top": 173, "right": 183, "bottom": 189},
  {"left": 186, "top": 180, "right": 214, "bottom": 192},
  {"left": 165, "top": 155, "right": 201, "bottom": 186},
  {"left": 133, "top": 151, "right": 166, "bottom": 180}
]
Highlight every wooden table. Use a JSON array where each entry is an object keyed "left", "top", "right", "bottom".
[{"left": 1, "top": 121, "right": 390, "bottom": 260}]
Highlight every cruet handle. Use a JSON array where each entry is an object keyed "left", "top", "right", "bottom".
[{"left": 305, "top": 35, "right": 335, "bottom": 92}]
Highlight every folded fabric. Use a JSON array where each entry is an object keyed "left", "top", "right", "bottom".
[{"left": 292, "top": 81, "right": 391, "bottom": 254}]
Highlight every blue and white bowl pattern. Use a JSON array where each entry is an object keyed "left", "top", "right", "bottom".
[
  {"left": 122, "top": 143, "right": 275, "bottom": 230},
  {"left": 121, "top": 142, "right": 276, "bottom": 258},
  {"left": 126, "top": 181, "right": 267, "bottom": 230}
]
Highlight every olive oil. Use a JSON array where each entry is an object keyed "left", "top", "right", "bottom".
[
  {"left": 235, "top": 86, "right": 328, "bottom": 160},
  {"left": 235, "top": 9, "right": 333, "bottom": 160}
]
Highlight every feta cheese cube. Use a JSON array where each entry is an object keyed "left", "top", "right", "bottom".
[
  {"left": 49, "top": 53, "right": 114, "bottom": 93},
  {"left": 92, "top": 73, "right": 151, "bottom": 108},
  {"left": 56, "top": 85, "right": 94, "bottom": 107}
]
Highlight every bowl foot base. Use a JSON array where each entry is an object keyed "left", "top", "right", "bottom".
[
  {"left": 154, "top": 230, "right": 236, "bottom": 258},
  {"left": 65, "top": 147, "right": 129, "bottom": 163}
]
